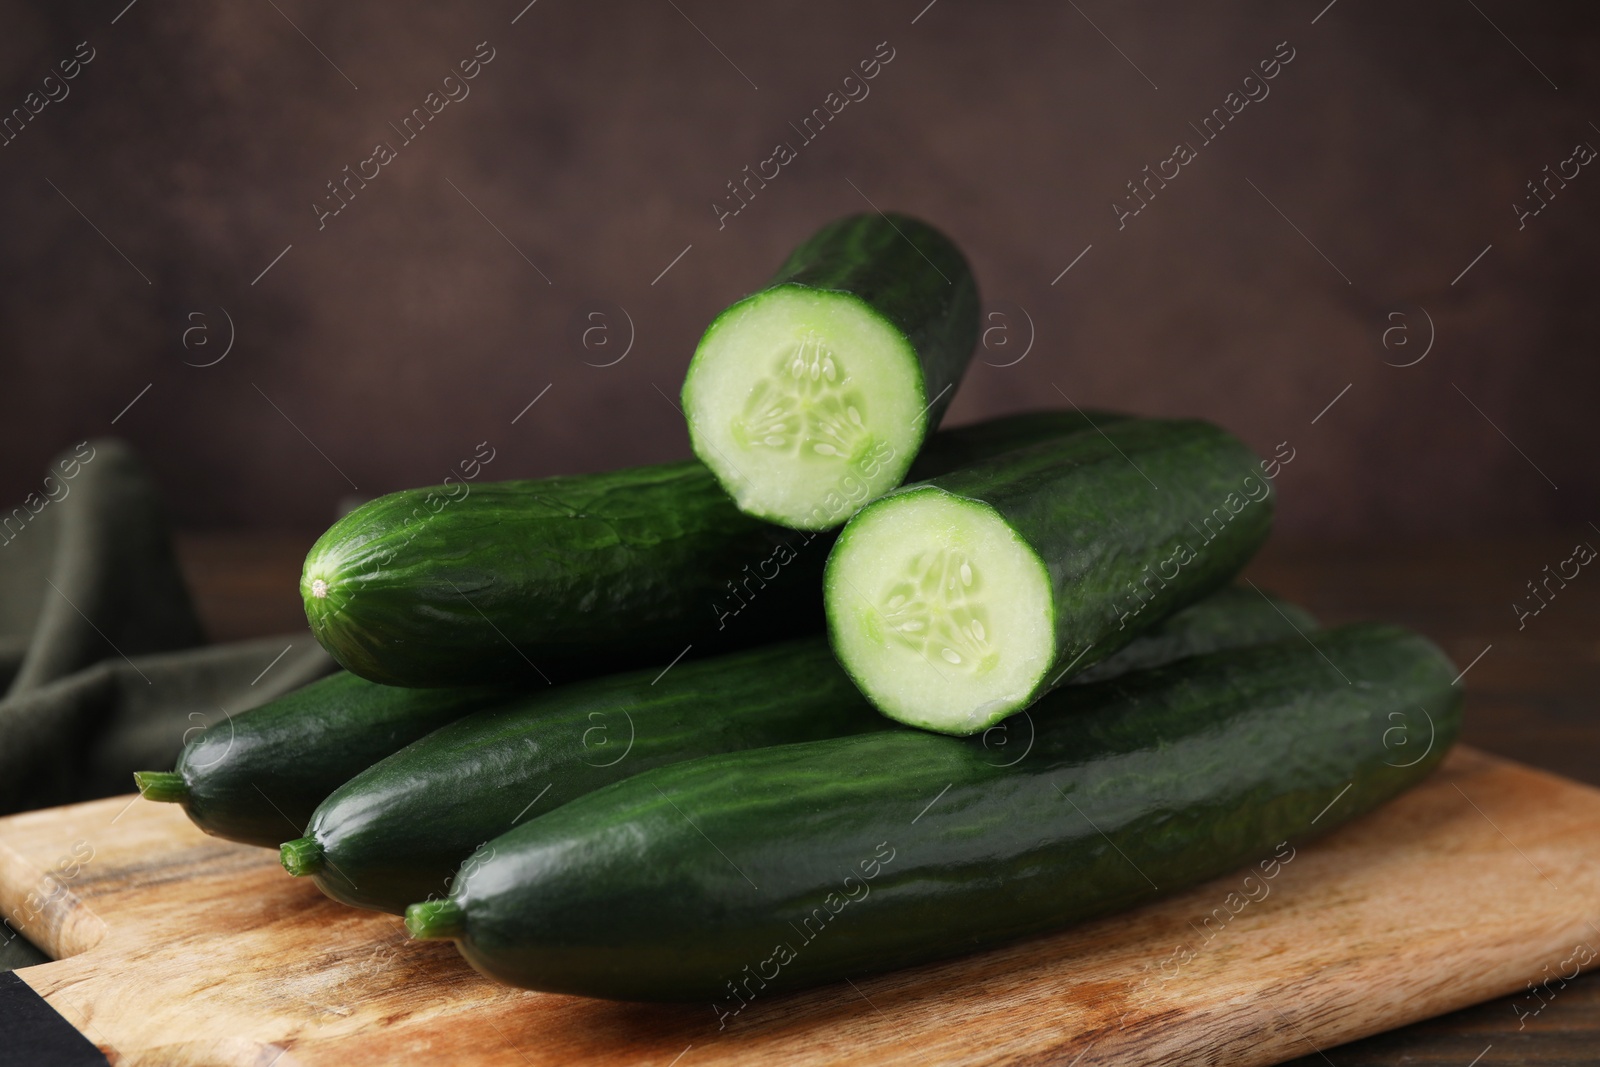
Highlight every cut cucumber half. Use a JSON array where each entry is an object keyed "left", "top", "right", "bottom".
[
  {"left": 826, "top": 418, "right": 1275, "bottom": 735},
  {"left": 825, "top": 487, "right": 1054, "bottom": 733},
  {"left": 684, "top": 287, "right": 925, "bottom": 528},
  {"left": 682, "top": 213, "right": 979, "bottom": 530}
]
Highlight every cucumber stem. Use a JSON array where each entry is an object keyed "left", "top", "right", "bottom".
[
  {"left": 279, "top": 837, "right": 325, "bottom": 877},
  {"left": 134, "top": 771, "right": 188, "bottom": 804},
  {"left": 405, "top": 899, "right": 466, "bottom": 940}
]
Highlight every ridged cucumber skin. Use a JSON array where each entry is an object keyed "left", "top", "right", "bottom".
[
  {"left": 292, "top": 584, "right": 1313, "bottom": 914},
  {"left": 906, "top": 409, "right": 1127, "bottom": 481},
  {"left": 167, "top": 672, "right": 510, "bottom": 848},
  {"left": 298, "top": 640, "right": 878, "bottom": 914},
  {"left": 682, "top": 213, "right": 979, "bottom": 526},
  {"left": 302, "top": 411, "right": 1119, "bottom": 689},
  {"left": 826, "top": 418, "right": 1276, "bottom": 732},
  {"left": 762, "top": 213, "right": 978, "bottom": 433},
  {"left": 1070, "top": 584, "right": 1314, "bottom": 685},
  {"left": 302, "top": 462, "right": 811, "bottom": 688},
  {"left": 432, "top": 623, "right": 1459, "bottom": 1002}
]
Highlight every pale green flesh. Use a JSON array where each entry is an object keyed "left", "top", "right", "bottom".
[
  {"left": 825, "top": 487, "right": 1054, "bottom": 734},
  {"left": 683, "top": 287, "right": 926, "bottom": 530}
]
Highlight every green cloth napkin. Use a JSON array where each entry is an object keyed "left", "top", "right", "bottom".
[{"left": 0, "top": 440, "right": 335, "bottom": 970}]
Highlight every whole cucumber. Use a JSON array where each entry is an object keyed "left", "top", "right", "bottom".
[
  {"left": 281, "top": 586, "right": 1314, "bottom": 913},
  {"left": 134, "top": 671, "right": 510, "bottom": 848},
  {"left": 281, "top": 639, "right": 875, "bottom": 912},
  {"left": 301, "top": 410, "right": 1120, "bottom": 688},
  {"left": 407, "top": 623, "right": 1458, "bottom": 1002}
]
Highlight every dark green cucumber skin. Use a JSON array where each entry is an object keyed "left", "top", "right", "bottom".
[
  {"left": 905, "top": 409, "right": 1126, "bottom": 482},
  {"left": 173, "top": 672, "right": 510, "bottom": 848},
  {"left": 830, "top": 417, "right": 1276, "bottom": 717},
  {"left": 302, "top": 639, "right": 879, "bottom": 914},
  {"left": 304, "top": 411, "right": 1118, "bottom": 689},
  {"left": 441, "top": 623, "right": 1459, "bottom": 1002},
  {"left": 1070, "top": 584, "right": 1313, "bottom": 685},
  {"left": 298, "top": 583, "right": 1311, "bottom": 914},
  {"left": 303, "top": 462, "right": 816, "bottom": 687},
  {"left": 719, "top": 211, "right": 978, "bottom": 429}
]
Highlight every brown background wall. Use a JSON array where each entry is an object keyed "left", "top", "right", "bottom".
[{"left": 0, "top": 0, "right": 1593, "bottom": 537}]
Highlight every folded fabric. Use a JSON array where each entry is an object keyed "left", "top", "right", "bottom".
[
  {"left": 0, "top": 634, "right": 332, "bottom": 812},
  {"left": 0, "top": 440, "right": 335, "bottom": 970},
  {"left": 2, "top": 440, "right": 204, "bottom": 697}
]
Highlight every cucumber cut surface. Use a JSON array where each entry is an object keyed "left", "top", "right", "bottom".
[
  {"left": 826, "top": 418, "right": 1273, "bottom": 734},
  {"left": 826, "top": 488, "right": 1054, "bottom": 732},
  {"left": 682, "top": 213, "right": 979, "bottom": 530},
  {"left": 685, "top": 287, "right": 923, "bottom": 529}
]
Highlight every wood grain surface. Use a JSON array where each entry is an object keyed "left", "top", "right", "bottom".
[
  {"left": 2, "top": 745, "right": 1598, "bottom": 1066},
  {"left": 157, "top": 531, "right": 1600, "bottom": 1064},
  {"left": 1249, "top": 537, "right": 1600, "bottom": 1066}
]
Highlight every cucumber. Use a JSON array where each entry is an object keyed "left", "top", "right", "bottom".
[
  {"left": 406, "top": 623, "right": 1459, "bottom": 1002},
  {"left": 133, "top": 672, "right": 510, "bottom": 848},
  {"left": 278, "top": 585, "right": 1313, "bottom": 914},
  {"left": 302, "top": 410, "right": 1113, "bottom": 688},
  {"left": 1070, "top": 584, "right": 1314, "bottom": 685},
  {"left": 681, "top": 213, "right": 979, "bottom": 531},
  {"left": 907, "top": 408, "right": 1128, "bottom": 481},
  {"left": 825, "top": 418, "right": 1273, "bottom": 734},
  {"left": 280, "top": 639, "right": 877, "bottom": 913}
]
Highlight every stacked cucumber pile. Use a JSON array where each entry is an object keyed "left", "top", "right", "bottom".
[{"left": 137, "top": 214, "right": 1462, "bottom": 1003}]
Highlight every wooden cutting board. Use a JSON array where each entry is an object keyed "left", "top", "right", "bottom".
[{"left": 3, "top": 746, "right": 1600, "bottom": 1067}]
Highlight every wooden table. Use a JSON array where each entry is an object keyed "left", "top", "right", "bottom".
[{"left": 170, "top": 532, "right": 1600, "bottom": 1066}]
